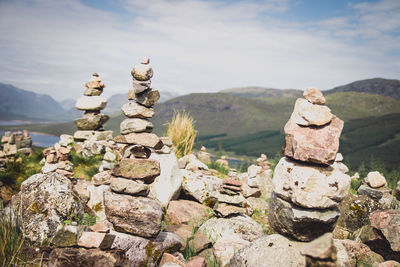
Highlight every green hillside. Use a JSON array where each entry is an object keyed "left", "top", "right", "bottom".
[{"left": 1, "top": 91, "right": 399, "bottom": 170}]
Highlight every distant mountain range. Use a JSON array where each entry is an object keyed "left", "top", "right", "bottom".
[
  {"left": 1, "top": 78, "right": 399, "bottom": 170},
  {"left": 0, "top": 83, "right": 179, "bottom": 121},
  {"left": 0, "top": 83, "right": 65, "bottom": 121}
]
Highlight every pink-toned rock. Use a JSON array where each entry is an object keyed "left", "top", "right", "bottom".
[
  {"left": 369, "top": 209, "right": 400, "bottom": 252},
  {"left": 72, "top": 178, "right": 91, "bottom": 203},
  {"left": 77, "top": 232, "right": 115, "bottom": 249},
  {"left": 90, "top": 221, "right": 112, "bottom": 233},
  {"left": 141, "top": 57, "right": 150, "bottom": 65},
  {"left": 159, "top": 253, "right": 185, "bottom": 267},
  {"left": 303, "top": 87, "right": 326, "bottom": 104},
  {"left": 111, "top": 158, "right": 160, "bottom": 183},
  {"left": 223, "top": 178, "right": 242, "bottom": 187},
  {"left": 166, "top": 200, "right": 212, "bottom": 226},
  {"left": 164, "top": 224, "right": 192, "bottom": 249},
  {"left": 186, "top": 256, "right": 206, "bottom": 267},
  {"left": 283, "top": 115, "right": 344, "bottom": 165},
  {"left": 114, "top": 132, "right": 163, "bottom": 149}
]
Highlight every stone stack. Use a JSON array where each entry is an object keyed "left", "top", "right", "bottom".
[
  {"left": 0, "top": 131, "right": 33, "bottom": 170},
  {"left": 269, "top": 87, "right": 351, "bottom": 242},
  {"left": 73, "top": 73, "right": 113, "bottom": 153},
  {"left": 104, "top": 58, "right": 164, "bottom": 238},
  {"left": 41, "top": 142, "right": 74, "bottom": 178}
]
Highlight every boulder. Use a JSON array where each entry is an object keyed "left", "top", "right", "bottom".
[
  {"left": 365, "top": 171, "right": 387, "bottom": 188},
  {"left": 9, "top": 173, "right": 84, "bottom": 244},
  {"left": 131, "top": 64, "right": 153, "bottom": 81},
  {"left": 149, "top": 152, "right": 183, "bottom": 207},
  {"left": 75, "top": 96, "right": 107, "bottom": 111},
  {"left": 198, "top": 216, "right": 263, "bottom": 244},
  {"left": 159, "top": 253, "right": 185, "bottom": 267},
  {"left": 48, "top": 247, "right": 128, "bottom": 267},
  {"left": 166, "top": 200, "right": 212, "bottom": 226},
  {"left": 290, "top": 98, "right": 333, "bottom": 126},
  {"left": 283, "top": 115, "right": 344, "bottom": 165},
  {"left": 370, "top": 210, "right": 400, "bottom": 253},
  {"left": 114, "top": 132, "right": 163, "bottom": 149},
  {"left": 181, "top": 171, "right": 222, "bottom": 205},
  {"left": 228, "top": 234, "right": 306, "bottom": 267},
  {"left": 111, "top": 230, "right": 183, "bottom": 267},
  {"left": 272, "top": 157, "right": 350, "bottom": 209},
  {"left": 121, "top": 101, "right": 155, "bottom": 118},
  {"left": 128, "top": 89, "right": 160, "bottom": 107},
  {"left": 120, "top": 118, "right": 154, "bottom": 134},
  {"left": 59, "top": 134, "right": 74, "bottom": 147},
  {"left": 110, "top": 177, "right": 149, "bottom": 196},
  {"left": 303, "top": 87, "right": 326, "bottom": 105},
  {"left": 111, "top": 158, "right": 160, "bottom": 183},
  {"left": 74, "top": 114, "right": 109, "bottom": 130},
  {"left": 186, "top": 256, "right": 206, "bottom": 267},
  {"left": 104, "top": 191, "right": 162, "bottom": 238},
  {"left": 268, "top": 192, "right": 339, "bottom": 241}
]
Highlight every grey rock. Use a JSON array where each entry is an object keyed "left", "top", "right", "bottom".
[
  {"left": 228, "top": 234, "right": 306, "bottom": 267},
  {"left": 128, "top": 89, "right": 160, "bottom": 107},
  {"left": 358, "top": 184, "right": 392, "bottom": 201},
  {"left": 9, "top": 173, "right": 84, "bottom": 244},
  {"left": 104, "top": 191, "right": 162, "bottom": 238},
  {"left": 268, "top": 192, "right": 339, "bottom": 241},
  {"left": 75, "top": 96, "right": 107, "bottom": 111},
  {"left": 110, "top": 177, "right": 149, "bottom": 196},
  {"left": 121, "top": 101, "right": 155, "bottom": 118},
  {"left": 120, "top": 118, "right": 153, "bottom": 134},
  {"left": 74, "top": 113, "right": 109, "bottom": 130}
]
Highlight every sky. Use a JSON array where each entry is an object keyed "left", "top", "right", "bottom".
[{"left": 0, "top": 0, "right": 399, "bottom": 101}]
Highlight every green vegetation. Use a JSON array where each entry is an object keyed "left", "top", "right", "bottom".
[
  {"left": 166, "top": 111, "right": 197, "bottom": 158},
  {"left": 63, "top": 213, "right": 98, "bottom": 226},
  {"left": 207, "top": 161, "right": 230, "bottom": 178},
  {"left": 0, "top": 148, "right": 43, "bottom": 190},
  {"left": 0, "top": 204, "right": 27, "bottom": 267},
  {"left": 70, "top": 151, "right": 102, "bottom": 180}
]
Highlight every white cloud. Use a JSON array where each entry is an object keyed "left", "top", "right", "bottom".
[{"left": 0, "top": 0, "right": 398, "bottom": 101}]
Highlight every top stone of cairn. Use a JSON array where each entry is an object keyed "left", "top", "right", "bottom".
[{"left": 131, "top": 57, "right": 153, "bottom": 81}]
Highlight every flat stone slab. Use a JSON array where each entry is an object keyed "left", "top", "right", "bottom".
[
  {"left": 111, "top": 158, "right": 160, "bottom": 183},
  {"left": 75, "top": 96, "right": 107, "bottom": 111},
  {"left": 114, "top": 132, "right": 163, "bottom": 149}
]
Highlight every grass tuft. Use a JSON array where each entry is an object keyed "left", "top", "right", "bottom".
[{"left": 167, "top": 111, "right": 197, "bottom": 159}]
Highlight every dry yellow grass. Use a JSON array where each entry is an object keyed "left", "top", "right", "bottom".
[{"left": 167, "top": 111, "right": 197, "bottom": 159}]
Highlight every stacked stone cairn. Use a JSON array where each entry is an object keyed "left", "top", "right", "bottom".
[
  {"left": 103, "top": 58, "right": 164, "bottom": 239},
  {"left": 73, "top": 73, "right": 113, "bottom": 156},
  {"left": 268, "top": 87, "right": 351, "bottom": 241},
  {"left": 0, "top": 131, "right": 33, "bottom": 170},
  {"left": 358, "top": 171, "right": 394, "bottom": 205},
  {"left": 41, "top": 135, "right": 74, "bottom": 178}
]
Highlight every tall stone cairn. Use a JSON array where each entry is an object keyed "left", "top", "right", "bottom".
[
  {"left": 268, "top": 87, "right": 351, "bottom": 241},
  {"left": 73, "top": 73, "right": 110, "bottom": 141},
  {"left": 104, "top": 58, "right": 164, "bottom": 238}
]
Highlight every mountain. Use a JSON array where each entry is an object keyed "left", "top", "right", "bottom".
[
  {"left": 0, "top": 83, "right": 65, "bottom": 121},
  {"left": 221, "top": 87, "right": 302, "bottom": 98},
  {"left": 325, "top": 78, "right": 400, "bottom": 100},
  {"left": 59, "top": 99, "right": 75, "bottom": 111}
]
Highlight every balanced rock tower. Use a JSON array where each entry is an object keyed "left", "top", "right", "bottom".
[
  {"left": 73, "top": 73, "right": 112, "bottom": 144},
  {"left": 268, "top": 87, "right": 351, "bottom": 241},
  {"left": 104, "top": 58, "right": 164, "bottom": 238}
]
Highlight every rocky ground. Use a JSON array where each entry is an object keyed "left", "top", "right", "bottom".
[{"left": 1, "top": 67, "right": 400, "bottom": 267}]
